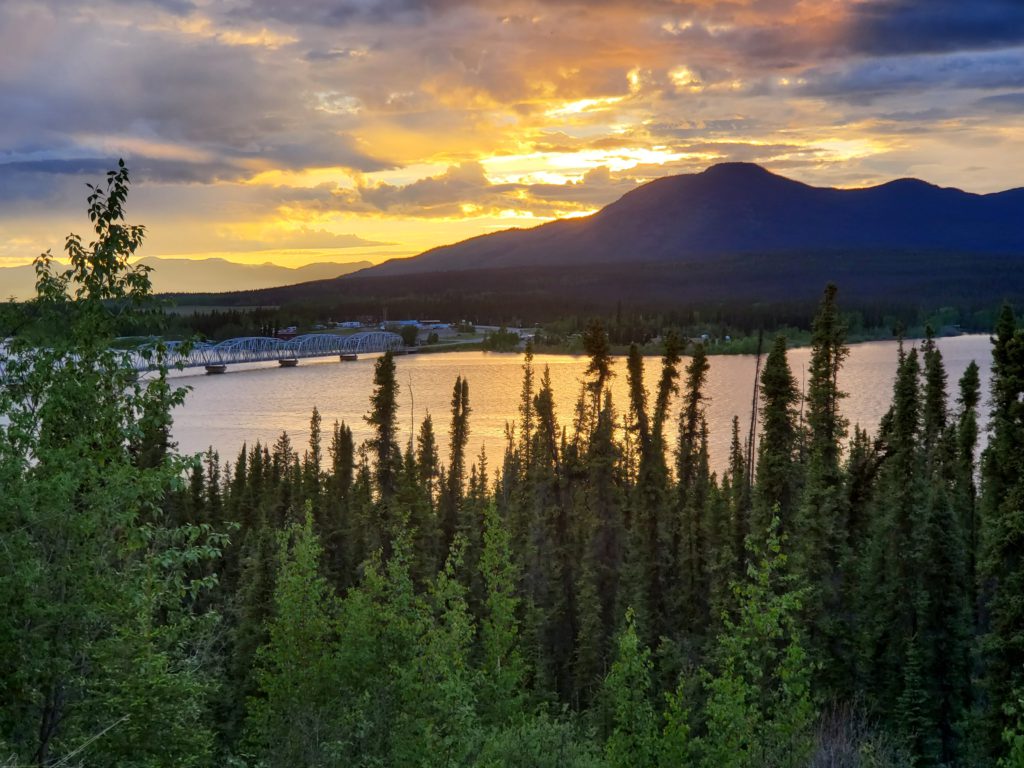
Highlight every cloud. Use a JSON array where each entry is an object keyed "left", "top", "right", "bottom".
[
  {"left": 283, "top": 161, "right": 639, "bottom": 219},
  {"left": 974, "top": 91, "right": 1024, "bottom": 113},
  {"left": 359, "top": 162, "right": 501, "bottom": 214},
  {"left": 798, "top": 50, "right": 1024, "bottom": 103},
  {"left": 843, "top": 0, "right": 1024, "bottom": 56}
]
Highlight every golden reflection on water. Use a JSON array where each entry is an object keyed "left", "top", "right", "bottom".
[{"left": 172, "top": 335, "right": 992, "bottom": 476}]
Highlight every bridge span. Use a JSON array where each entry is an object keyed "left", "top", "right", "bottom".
[
  {"left": 153, "top": 331, "right": 406, "bottom": 373},
  {"left": 1, "top": 332, "right": 406, "bottom": 379}
]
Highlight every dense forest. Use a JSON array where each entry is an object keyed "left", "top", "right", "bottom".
[
  {"left": 3, "top": 168, "right": 1024, "bottom": 767},
  {"left": 160, "top": 262, "right": 1013, "bottom": 345}
]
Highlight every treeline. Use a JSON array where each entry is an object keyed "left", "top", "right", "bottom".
[
  {"left": 156, "top": 252, "right": 1021, "bottom": 336},
  {"left": 3, "top": 170, "right": 1024, "bottom": 767}
]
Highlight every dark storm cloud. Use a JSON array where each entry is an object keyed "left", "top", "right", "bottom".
[
  {"left": 116, "top": 0, "right": 195, "bottom": 13},
  {"left": 0, "top": 157, "right": 246, "bottom": 205},
  {"left": 798, "top": 50, "right": 1024, "bottom": 103},
  {"left": 304, "top": 47, "right": 372, "bottom": 61},
  {"left": 0, "top": 158, "right": 116, "bottom": 177},
  {"left": 230, "top": 0, "right": 453, "bottom": 27},
  {"left": 233, "top": 0, "right": 693, "bottom": 28},
  {"left": 974, "top": 91, "right": 1024, "bottom": 113},
  {"left": 845, "top": 0, "right": 1024, "bottom": 56}
]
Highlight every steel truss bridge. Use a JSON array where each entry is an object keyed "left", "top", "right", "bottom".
[
  {"left": 1, "top": 332, "right": 405, "bottom": 379},
  {"left": 150, "top": 331, "right": 406, "bottom": 372}
]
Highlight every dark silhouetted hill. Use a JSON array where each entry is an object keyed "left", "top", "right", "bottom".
[{"left": 364, "top": 162, "right": 1024, "bottom": 275}]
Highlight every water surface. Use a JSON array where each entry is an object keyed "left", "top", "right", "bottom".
[{"left": 172, "top": 335, "right": 993, "bottom": 475}]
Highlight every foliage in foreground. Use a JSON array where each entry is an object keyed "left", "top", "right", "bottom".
[{"left": 3, "top": 166, "right": 1024, "bottom": 768}]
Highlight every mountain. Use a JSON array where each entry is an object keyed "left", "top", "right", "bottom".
[
  {"left": 0, "top": 256, "right": 373, "bottom": 300},
  {"left": 365, "top": 162, "right": 1024, "bottom": 276}
]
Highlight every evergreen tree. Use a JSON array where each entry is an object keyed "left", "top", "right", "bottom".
[
  {"left": 400, "top": 439, "right": 439, "bottom": 586},
  {"left": 726, "top": 416, "right": 750, "bottom": 582},
  {"left": 582, "top": 319, "right": 614, "bottom": 428},
  {"left": 519, "top": 341, "right": 536, "bottom": 468},
  {"left": 302, "top": 406, "right": 323, "bottom": 524},
  {"left": 417, "top": 413, "right": 440, "bottom": 501},
  {"left": 955, "top": 361, "right": 981, "bottom": 618},
  {"left": 626, "top": 343, "right": 652, "bottom": 468},
  {"left": 324, "top": 420, "right": 355, "bottom": 586},
  {"left": 442, "top": 375, "right": 472, "bottom": 554},
  {"left": 755, "top": 335, "right": 802, "bottom": 536},
  {"left": 794, "top": 283, "right": 850, "bottom": 693},
  {"left": 919, "top": 336, "right": 972, "bottom": 763},
  {"left": 652, "top": 330, "right": 683, "bottom": 454},
  {"left": 676, "top": 343, "right": 712, "bottom": 633},
  {"left": 366, "top": 351, "right": 401, "bottom": 499},
  {"left": 624, "top": 336, "right": 679, "bottom": 644},
  {"left": 979, "top": 305, "right": 1024, "bottom": 758}
]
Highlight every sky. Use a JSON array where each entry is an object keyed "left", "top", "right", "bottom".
[{"left": 2, "top": 0, "right": 1024, "bottom": 274}]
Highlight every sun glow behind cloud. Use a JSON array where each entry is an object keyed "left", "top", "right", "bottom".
[
  {"left": 1, "top": 0, "right": 1023, "bottom": 275},
  {"left": 482, "top": 147, "right": 702, "bottom": 181}
]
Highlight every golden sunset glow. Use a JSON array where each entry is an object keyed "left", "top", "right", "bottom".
[{"left": 2, "top": 0, "right": 1023, "bottom": 280}]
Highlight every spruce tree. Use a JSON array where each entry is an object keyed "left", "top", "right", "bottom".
[
  {"left": 442, "top": 375, "right": 472, "bottom": 555},
  {"left": 417, "top": 413, "right": 440, "bottom": 502},
  {"left": 652, "top": 330, "right": 683, "bottom": 453},
  {"left": 582, "top": 319, "right": 614, "bottom": 428},
  {"left": 676, "top": 343, "right": 712, "bottom": 633},
  {"left": 979, "top": 305, "right": 1024, "bottom": 758},
  {"left": 366, "top": 351, "right": 401, "bottom": 500},
  {"left": 321, "top": 421, "right": 354, "bottom": 587},
  {"left": 794, "top": 283, "right": 850, "bottom": 693},
  {"left": 754, "top": 335, "right": 801, "bottom": 536},
  {"left": 955, "top": 361, "right": 981, "bottom": 618}
]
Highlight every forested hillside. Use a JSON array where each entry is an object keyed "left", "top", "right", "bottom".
[{"left": 3, "top": 169, "right": 1024, "bottom": 767}]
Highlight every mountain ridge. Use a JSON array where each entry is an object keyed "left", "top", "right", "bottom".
[{"left": 363, "top": 162, "right": 1024, "bottom": 276}]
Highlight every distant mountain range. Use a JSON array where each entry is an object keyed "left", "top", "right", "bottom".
[
  {"left": 365, "top": 162, "right": 1024, "bottom": 276},
  {"left": 0, "top": 256, "right": 373, "bottom": 301},
  {"left": 173, "top": 163, "right": 1024, "bottom": 324},
  {"left": 7, "top": 163, "right": 1022, "bottom": 322}
]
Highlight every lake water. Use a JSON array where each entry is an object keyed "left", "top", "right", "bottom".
[{"left": 171, "top": 335, "right": 993, "bottom": 476}]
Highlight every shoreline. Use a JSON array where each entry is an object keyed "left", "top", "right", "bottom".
[{"left": 416, "top": 329, "right": 985, "bottom": 359}]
